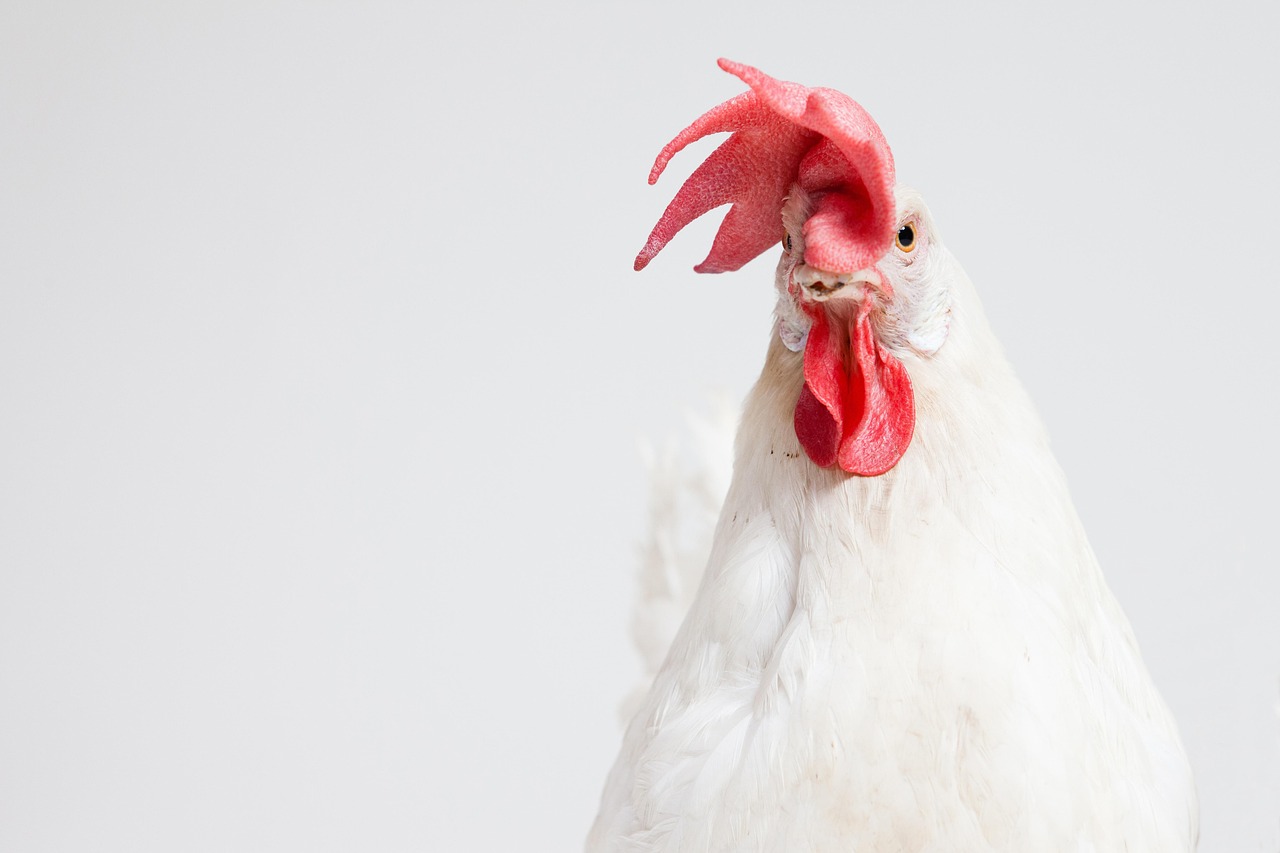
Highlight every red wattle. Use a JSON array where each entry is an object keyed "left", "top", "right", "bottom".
[
  {"left": 794, "top": 301, "right": 915, "bottom": 476},
  {"left": 795, "top": 310, "right": 844, "bottom": 466}
]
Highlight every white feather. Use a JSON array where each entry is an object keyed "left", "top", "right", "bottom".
[
  {"left": 590, "top": 188, "right": 1198, "bottom": 851},
  {"left": 624, "top": 400, "right": 737, "bottom": 722}
]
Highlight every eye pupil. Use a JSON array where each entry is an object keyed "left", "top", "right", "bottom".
[{"left": 896, "top": 224, "right": 916, "bottom": 251}]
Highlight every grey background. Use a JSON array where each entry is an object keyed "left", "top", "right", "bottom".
[{"left": 2, "top": 1, "right": 1277, "bottom": 850}]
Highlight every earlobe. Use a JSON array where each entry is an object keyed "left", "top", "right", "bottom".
[
  {"left": 904, "top": 272, "right": 953, "bottom": 356},
  {"left": 907, "top": 308, "right": 952, "bottom": 355}
]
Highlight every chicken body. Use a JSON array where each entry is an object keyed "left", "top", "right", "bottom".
[{"left": 589, "top": 187, "right": 1198, "bottom": 851}]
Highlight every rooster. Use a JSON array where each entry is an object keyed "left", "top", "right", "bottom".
[{"left": 588, "top": 60, "right": 1198, "bottom": 852}]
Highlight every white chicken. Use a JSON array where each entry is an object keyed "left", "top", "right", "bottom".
[{"left": 588, "top": 60, "right": 1198, "bottom": 851}]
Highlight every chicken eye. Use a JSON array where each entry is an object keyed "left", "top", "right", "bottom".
[
  {"left": 896, "top": 223, "right": 916, "bottom": 253},
  {"left": 783, "top": 232, "right": 793, "bottom": 253}
]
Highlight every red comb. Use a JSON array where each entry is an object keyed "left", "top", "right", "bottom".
[{"left": 635, "top": 59, "right": 896, "bottom": 274}]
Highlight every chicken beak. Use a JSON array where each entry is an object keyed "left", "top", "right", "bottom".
[{"left": 792, "top": 264, "right": 892, "bottom": 304}]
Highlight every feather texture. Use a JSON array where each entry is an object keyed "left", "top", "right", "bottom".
[
  {"left": 625, "top": 402, "right": 737, "bottom": 723},
  {"left": 594, "top": 61, "right": 1195, "bottom": 850},
  {"left": 589, "top": 194, "right": 1198, "bottom": 851}
]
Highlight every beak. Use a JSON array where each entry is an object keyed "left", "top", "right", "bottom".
[{"left": 792, "top": 263, "right": 892, "bottom": 303}]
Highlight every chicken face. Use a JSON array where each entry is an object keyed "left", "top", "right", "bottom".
[
  {"left": 773, "top": 184, "right": 954, "bottom": 474},
  {"left": 637, "top": 60, "right": 953, "bottom": 476},
  {"left": 777, "top": 185, "right": 953, "bottom": 359}
]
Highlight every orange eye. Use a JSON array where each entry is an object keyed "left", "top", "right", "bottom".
[
  {"left": 896, "top": 223, "right": 916, "bottom": 252},
  {"left": 782, "top": 232, "right": 793, "bottom": 253}
]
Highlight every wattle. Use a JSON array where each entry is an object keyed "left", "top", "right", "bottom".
[{"left": 793, "top": 300, "right": 915, "bottom": 476}]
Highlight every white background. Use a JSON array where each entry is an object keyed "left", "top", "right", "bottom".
[{"left": 2, "top": 1, "right": 1277, "bottom": 850}]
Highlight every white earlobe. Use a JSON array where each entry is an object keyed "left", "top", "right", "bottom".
[{"left": 775, "top": 282, "right": 811, "bottom": 352}]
